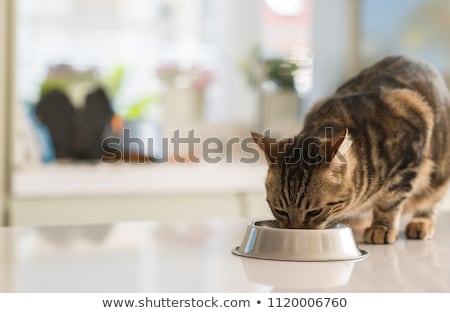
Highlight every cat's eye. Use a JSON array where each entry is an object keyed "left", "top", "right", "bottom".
[
  {"left": 274, "top": 209, "right": 288, "bottom": 218},
  {"left": 326, "top": 200, "right": 346, "bottom": 207},
  {"left": 305, "top": 208, "right": 323, "bottom": 220}
]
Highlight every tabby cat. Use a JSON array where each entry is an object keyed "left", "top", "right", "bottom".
[{"left": 252, "top": 56, "right": 450, "bottom": 244}]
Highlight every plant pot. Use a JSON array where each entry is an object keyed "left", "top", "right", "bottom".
[
  {"left": 160, "top": 87, "right": 204, "bottom": 135},
  {"left": 122, "top": 119, "right": 162, "bottom": 158}
]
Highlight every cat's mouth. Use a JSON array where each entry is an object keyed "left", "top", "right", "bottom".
[
  {"left": 261, "top": 220, "right": 338, "bottom": 230},
  {"left": 270, "top": 219, "right": 338, "bottom": 230},
  {"left": 294, "top": 225, "right": 325, "bottom": 230},
  {"left": 255, "top": 220, "right": 282, "bottom": 228}
]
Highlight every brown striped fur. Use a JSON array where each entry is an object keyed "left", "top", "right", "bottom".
[{"left": 252, "top": 56, "right": 450, "bottom": 244}]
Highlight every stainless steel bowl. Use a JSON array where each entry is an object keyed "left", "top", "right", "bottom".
[{"left": 232, "top": 220, "right": 367, "bottom": 262}]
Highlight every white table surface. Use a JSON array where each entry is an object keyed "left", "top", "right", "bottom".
[{"left": 1, "top": 214, "right": 449, "bottom": 292}]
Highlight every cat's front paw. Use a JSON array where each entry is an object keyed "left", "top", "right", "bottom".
[
  {"left": 405, "top": 219, "right": 435, "bottom": 240},
  {"left": 363, "top": 225, "right": 397, "bottom": 244}
]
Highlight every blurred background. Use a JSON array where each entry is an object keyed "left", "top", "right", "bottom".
[{"left": 0, "top": 0, "right": 449, "bottom": 226}]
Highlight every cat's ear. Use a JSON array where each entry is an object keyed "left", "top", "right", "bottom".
[
  {"left": 251, "top": 131, "right": 289, "bottom": 164},
  {"left": 325, "top": 128, "right": 352, "bottom": 165}
]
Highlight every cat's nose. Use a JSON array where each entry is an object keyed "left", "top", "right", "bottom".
[{"left": 287, "top": 219, "right": 303, "bottom": 229}]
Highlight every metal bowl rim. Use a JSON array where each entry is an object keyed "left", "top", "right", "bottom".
[
  {"left": 231, "top": 246, "right": 368, "bottom": 262},
  {"left": 250, "top": 220, "right": 351, "bottom": 233}
]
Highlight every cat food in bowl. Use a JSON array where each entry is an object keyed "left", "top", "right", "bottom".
[{"left": 232, "top": 220, "right": 367, "bottom": 262}]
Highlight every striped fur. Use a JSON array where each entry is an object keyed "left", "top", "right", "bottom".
[{"left": 252, "top": 56, "right": 450, "bottom": 244}]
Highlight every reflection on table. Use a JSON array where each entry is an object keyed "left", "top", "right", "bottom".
[{"left": 1, "top": 215, "right": 450, "bottom": 292}]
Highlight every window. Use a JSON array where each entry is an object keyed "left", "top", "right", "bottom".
[
  {"left": 360, "top": 0, "right": 450, "bottom": 83},
  {"left": 15, "top": 0, "right": 314, "bottom": 168}
]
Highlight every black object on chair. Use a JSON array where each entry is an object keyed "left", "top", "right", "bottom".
[
  {"left": 35, "top": 90, "right": 75, "bottom": 159},
  {"left": 35, "top": 87, "right": 114, "bottom": 160},
  {"left": 72, "top": 88, "right": 114, "bottom": 160}
]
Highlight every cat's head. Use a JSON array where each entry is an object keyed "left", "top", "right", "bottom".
[{"left": 251, "top": 129, "right": 355, "bottom": 229}]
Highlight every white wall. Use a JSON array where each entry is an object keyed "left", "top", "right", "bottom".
[
  {"left": 311, "top": 0, "right": 359, "bottom": 103},
  {"left": 209, "top": 0, "right": 261, "bottom": 126}
]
